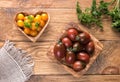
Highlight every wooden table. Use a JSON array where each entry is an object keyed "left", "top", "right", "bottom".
[{"left": 0, "top": 0, "right": 120, "bottom": 82}]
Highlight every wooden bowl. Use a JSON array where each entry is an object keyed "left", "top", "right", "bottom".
[
  {"left": 15, "top": 11, "right": 50, "bottom": 42},
  {"left": 47, "top": 22, "right": 103, "bottom": 77}
]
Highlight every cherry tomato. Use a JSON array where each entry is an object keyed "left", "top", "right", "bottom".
[
  {"left": 37, "top": 27, "right": 42, "bottom": 32},
  {"left": 24, "top": 28, "right": 31, "bottom": 35},
  {"left": 40, "top": 20, "right": 45, "bottom": 27},
  {"left": 29, "top": 15, "right": 34, "bottom": 19},
  {"left": 24, "top": 16, "right": 28, "bottom": 20},
  {"left": 34, "top": 14, "right": 41, "bottom": 22},
  {"left": 24, "top": 19, "right": 31, "bottom": 23},
  {"left": 31, "top": 23, "right": 37, "bottom": 31},
  {"left": 65, "top": 51, "right": 75, "bottom": 64},
  {"left": 73, "top": 61, "right": 85, "bottom": 71},
  {"left": 30, "top": 30, "right": 38, "bottom": 37},
  {"left": 41, "top": 13, "right": 48, "bottom": 21},
  {"left": 54, "top": 43, "right": 66, "bottom": 61},
  {"left": 67, "top": 28, "right": 78, "bottom": 41},
  {"left": 72, "top": 42, "right": 83, "bottom": 52},
  {"left": 17, "top": 20, "right": 24, "bottom": 27},
  {"left": 86, "top": 41, "right": 95, "bottom": 54},
  {"left": 62, "top": 37, "right": 72, "bottom": 47},
  {"left": 78, "top": 32, "right": 91, "bottom": 44},
  {"left": 17, "top": 13, "right": 24, "bottom": 20},
  {"left": 77, "top": 52, "right": 90, "bottom": 63},
  {"left": 28, "top": 15, "right": 34, "bottom": 22}
]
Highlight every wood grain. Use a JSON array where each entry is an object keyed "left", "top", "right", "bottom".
[
  {"left": 0, "top": 41, "right": 119, "bottom": 75},
  {"left": 0, "top": 0, "right": 92, "bottom": 8},
  {"left": 0, "top": 0, "right": 119, "bottom": 82},
  {"left": 0, "top": 0, "right": 111, "bottom": 8},
  {"left": 26, "top": 75, "right": 120, "bottom": 82}
]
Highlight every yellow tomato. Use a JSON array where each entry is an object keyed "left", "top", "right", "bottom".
[
  {"left": 37, "top": 27, "right": 42, "bottom": 32},
  {"left": 41, "top": 13, "right": 48, "bottom": 21},
  {"left": 36, "top": 14, "right": 41, "bottom": 18},
  {"left": 17, "top": 20, "right": 24, "bottom": 27},
  {"left": 28, "top": 15, "right": 34, "bottom": 22},
  {"left": 23, "top": 19, "right": 32, "bottom": 28},
  {"left": 24, "top": 28, "right": 31, "bottom": 35},
  {"left": 17, "top": 13, "right": 24, "bottom": 20},
  {"left": 30, "top": 30, "right": 38, "bottom": 37},
  {"left": 24, "top": 16, "right": 28, "bottom": 20},
  {"left": 24, "top": 19, "right": 31, "bottom": 23},
  {"left": 40, "top": 20, "right": 45, "bottom": 27},
  {"left": 29, "top": 15, "right": 34, "bottom": 19},
  {"left": 34, "top": 14, "right": 41, "bottom": 22},
  {"left": 31, "top": 23, "right": 37, "bottom": 31}
]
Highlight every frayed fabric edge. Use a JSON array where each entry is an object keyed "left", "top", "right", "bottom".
[{"left": 2, "top": 40, "right": 34, "bottom": 81}]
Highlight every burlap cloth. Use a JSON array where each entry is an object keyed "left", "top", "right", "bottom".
[{"left": 0, "top": 40, "right": 34, "bottom": 82}]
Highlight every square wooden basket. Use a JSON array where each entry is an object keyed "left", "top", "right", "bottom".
[
  {"left": 15, "top": 11, "right": 50, "bottom": 42},
  {"left": 47, "top": 22, "right": 103, "bottom": 77}
]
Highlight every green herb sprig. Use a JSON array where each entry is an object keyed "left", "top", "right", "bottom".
[
  {"left": 109, "top": 0, "right": 120, "bottom": 31},
  {"left": 76, "top": 0, "right": 110, "bottom": 30},
  {"left": 98, "top": 0, "right": 110, "bottom": 15}
]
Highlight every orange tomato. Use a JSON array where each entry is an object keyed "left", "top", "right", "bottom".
[
  {"left": 37, "top": 27, "right": 42, "bottom": 32},
  {"left": 34, "top": 14, "right": 41, "bottom": 22},
  {"left": 30, "top": 30, "right": 38, "bottom": 37},
  {"left": 41, "top": 13, "right": 48, "bottom": 21},
  {"left": 31, "top": 23, "right": 37, "bottom": 31},
  {"left": 40, "top": 20, "right": 45, "bottom": 27},
  {"left": 17, "top": 13, "right": 24, "bottom": 20},
  {"left": 24, "top": 28, "right": 31, "bottom": 35},
  {"left": 24, "top": 16, "right": 28, "bottom": 20}
]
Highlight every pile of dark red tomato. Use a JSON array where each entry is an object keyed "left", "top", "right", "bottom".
[{"left": 54, "top": 28, "right": 95, "bottom": 71}]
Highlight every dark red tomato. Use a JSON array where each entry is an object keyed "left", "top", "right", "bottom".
[
  {"left": 65, "top": 51, "right": 76, "bottom": 64},
  {"left": 86, "top": 41, "right": 95, "bottom": 54},
  {"left": 73, "top": 61, "right": 85, "bottom": 71},
  {"left": 67, "top": 28, "right": 78, "bottom": 41},
  {"left": 62, "top": 37, "right": 72, "bottom": 47},
  {"left": 77, "top": 52, "right": 90, "bottom": 63},
  {"left": 78, "top": 32, "right": 91, "bottom": 44},
  {"left": 54, "top": 43, "right": 66, "bottom": 61},
  {"left": 73, "top": 42, "right": 83, "bottom": 52}
]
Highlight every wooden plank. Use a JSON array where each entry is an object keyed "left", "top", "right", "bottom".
[
  {"left": 0, "top": 41, "right": 120, "bottom": 75},
  {"left": 0, "top": 8, "right": 120, "bottom": 41},
  {"left": 27, "top": 75, "right": 120, "bottom": 82},
  {"left": 0, "top": 0, "right": 92, "bottom": 8},
  {"left": 0, "top": 0, "right": 111, "bottom": 8}
]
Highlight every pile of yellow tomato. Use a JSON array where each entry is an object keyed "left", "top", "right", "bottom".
[{"left": 16, "top": 12, "right": 48, "bottom": 37}]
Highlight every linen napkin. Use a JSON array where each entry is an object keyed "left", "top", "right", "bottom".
[{"left": 0, "top": 40, "right": 34, "bottom": 82}]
